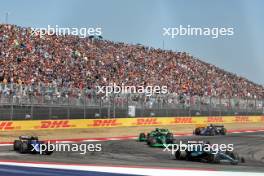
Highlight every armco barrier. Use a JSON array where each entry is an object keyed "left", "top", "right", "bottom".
[{"left": 0, "top": 116, "right": 264, "bottom": 131}]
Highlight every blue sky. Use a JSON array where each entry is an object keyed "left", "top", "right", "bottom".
[{"left": 0, "top": 0, "right": 263, "bottom": 85}]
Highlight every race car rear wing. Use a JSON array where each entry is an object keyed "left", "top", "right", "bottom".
[
  {"left": 209, "top": 124, "right": 224, "bottom": 128},
  {"left": 19, "top": 136, "right": 39, "bottom": 141}
]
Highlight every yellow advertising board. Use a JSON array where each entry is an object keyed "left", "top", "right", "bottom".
[{"left": 0, "top": 116, "right": 263, "bottom": 131}]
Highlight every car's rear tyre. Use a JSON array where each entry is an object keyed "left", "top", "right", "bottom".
[
  {"left": 148, "top": 137, "right": 157, "bottom": 146},
  {"left": 166, "top": 133, "right": 173, "bottom": 144},
  {"left": 42, "top": 144, "right": 53, "bottom": 155},
  {"left": 207, "top": 154, "right": 218, "bottom": 163},
  {"left": 139, "top": 133, "right": 146, "bottom": 141},
  {"left": 194, "top": 128, "right": 201, "bottom": 135},
  {"left": 241, "top": 157, "right": 245, "bottom": 163},
  {"left": 220, "top": 128, "right": 227, "bottom": 135},
  {"left": 19, "top": 142, "right": 28, "bottom": 154},
  {"left": 14, "top": 140, "right": 21, "bottom": 151},
  {"left": 175, "top": 150, "right": 187, "bottom": 160},
  {"left": 44, "top": 150, "right": 53, "bottom": 155},
  {"left": 147, "top": 133, "right": 150, "bottom": 137}
]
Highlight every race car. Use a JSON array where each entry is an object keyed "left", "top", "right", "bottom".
[
  {"left": 138, "top": 128, "right": 174, "bottom": 147},
  {"left": 174, "top": 141, "right": 244, "bottom": 165},
  {"left": 13, "top": 136, "right": 53, "bottom": 155},
  {"left": 194, "top": 124, "right": 227, "bottom": 136}
]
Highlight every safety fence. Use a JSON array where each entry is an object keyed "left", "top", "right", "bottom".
[
  {"left": 0, "top": 83, "right": 263, "bottom": 120},
  {"left": 0, "top": 94, "right": 263, "bottom": 120}
]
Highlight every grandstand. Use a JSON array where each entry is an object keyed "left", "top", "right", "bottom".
[{"left": 0, "top": 24, "right": 263, "bottom": 119}]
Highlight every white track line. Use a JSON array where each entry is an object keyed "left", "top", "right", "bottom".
[{"left": 0, "top": 161, "right": 263, "bottom": 176}]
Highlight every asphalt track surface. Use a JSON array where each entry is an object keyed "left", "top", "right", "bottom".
[{"left": 0, "top": 132, "right": 264, "bottom": 173}]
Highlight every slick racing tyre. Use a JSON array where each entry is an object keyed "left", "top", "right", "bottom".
[
  {"left": 166, "top": 133, "right": 174, "bottom": 144},
  {"left": 220, "top": 128, "right": 227, "bottom": 135},
  {"left": 194, "top": 128, "right": 201, "bottom": 135},
  {"left": 148, "top": 137, "right": 157, "bottom": 146},
  {"left": 207, "top": 154, "right": 219, "bottom": 163},
  {"left": 19, "top": 142, "right": 28, "bottom": 154},
  {"left": 42, "top": 144, "right": 53, "bottom": 155},
  {"left": 139, "top": 133, "right": 146, "bottom": 141},
  {"left": 175, "top": 150, "right": 187, "bottom": 160},
  {"left": 14, "top": 140, "right": 21, "bottom": 151}
]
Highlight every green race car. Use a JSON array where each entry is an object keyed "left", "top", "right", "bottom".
[{"left": 138, "top": 128, "right": 174, "bottom": 147}]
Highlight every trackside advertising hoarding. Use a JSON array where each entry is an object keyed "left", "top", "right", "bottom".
[{"left": 0, "top": 116, "right": 263, "bottom": 131}]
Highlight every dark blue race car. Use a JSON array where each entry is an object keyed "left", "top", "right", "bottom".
[
  {"left": 13, "top": 136, "right": 53, "bottom": 155},
  {"left": 194, "top": 124, "right": 227, "bottom": 136}
]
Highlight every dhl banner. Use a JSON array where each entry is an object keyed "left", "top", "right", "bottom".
[{"left": 0, "top": 116, "right": 264, "bottom": 131}]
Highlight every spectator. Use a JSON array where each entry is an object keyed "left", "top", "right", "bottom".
[{"left": 0, "top": 24, "right": 263, "bottom": 100}]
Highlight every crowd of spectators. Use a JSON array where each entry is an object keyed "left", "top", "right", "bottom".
[{"left": 0, "top": 24, "right": 263, "bottom": 100}]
